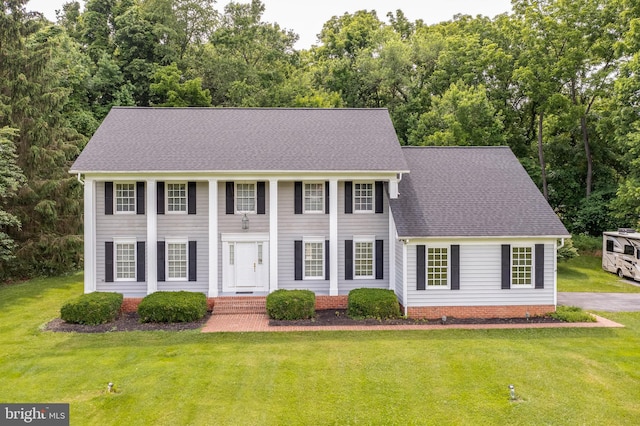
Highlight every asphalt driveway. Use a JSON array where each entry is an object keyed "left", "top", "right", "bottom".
[{"left": 558, "top": 291, "right": 640, "bottom": 312}]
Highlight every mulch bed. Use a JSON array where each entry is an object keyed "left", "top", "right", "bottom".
[
  {"left": 269, "top": 309, "right": 564, "bottom": 326},
  {"left": 44, "top": 309, "right": 564, "bottom": 333},
  {"left": 44, "top": 312, "right": 211, "bottom": 333}
]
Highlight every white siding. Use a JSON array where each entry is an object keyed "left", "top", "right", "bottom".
[
  {"left": 157, "top": 182, "right": 209, "bottom": 293},
  {"left": 277, "top": 181, "right": 331, "bottom": 293},
  {"left": 394, "top": 238, "right": 404, "bottom": 300},
  {"left": 95, "top": 181, "right": 147, "bottom": 296},
  {"left": 406, "top": 242, "right": 556, "bottom": 307},
  {"left": 337, "top": 182, "right": 389, "bottom": 294}
]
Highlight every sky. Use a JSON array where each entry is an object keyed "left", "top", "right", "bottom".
[{"left": 26, "top": 0, "right": 513, "bottom": 49}]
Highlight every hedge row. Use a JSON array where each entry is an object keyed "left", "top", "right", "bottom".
[
  {"left": 266, "top": 289, "right": 316, "bottom": 320},
  {"left": 60, "top": 292, "right": 123, "bottom": 325},
  {"left": 347, "top": 288, "right": 400, "bottom": 319}
]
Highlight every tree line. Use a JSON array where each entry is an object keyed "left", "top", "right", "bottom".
[{"left": 1, "top": 0, "right": 639, "bottom": 279}]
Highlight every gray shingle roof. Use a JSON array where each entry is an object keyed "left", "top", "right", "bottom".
[
  {"left": 70, "top": 107, "right": 409, "bottom": 173},
  {"left": 389, "top": 147, "right": 570, "bottom": 238}
]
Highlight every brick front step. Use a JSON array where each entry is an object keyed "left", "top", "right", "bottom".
[{"left": 211, "top": 297, "right": 267, "bottom": 315}]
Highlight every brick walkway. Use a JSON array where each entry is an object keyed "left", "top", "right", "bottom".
[{"left": 201, "top": 313, "right": 623, "bottom": 333}]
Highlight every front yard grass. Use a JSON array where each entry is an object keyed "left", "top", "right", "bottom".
[
  {"left": 558, "top": 255, "right": 640, "bottom": 292},
  {"left": 1, "top": 273, "right": 640, "bottom": 425}
]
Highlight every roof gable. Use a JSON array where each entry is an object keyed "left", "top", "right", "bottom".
[
  {"left": 390, "top": 146, "right": 569, "bottom": 238},
  {"left": 70, "top": 107, "right": 408, "bottom": 173}
]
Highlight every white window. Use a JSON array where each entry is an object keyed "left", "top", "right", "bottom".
[
  {"left": 236, "top": 183, "right": 256, "bottom": 213},
  {"left": 304, "top": 239, "right": 324, "bottom": 279},
  {"left": 115, "top": 240, "right": 136, "bottom": 281},
  {"left": 427, "top": 247, "right": 448, "bottom": 287},
  {"left": 512, "top": 246, "right": 533, "bottom": 286},
  {"left": 304, "top": 183, "right": 324, "bottom": 213},
  {"left": 354, "top": 238, "right": 374, "bottom": 278},
  {"left": 167, "top": 183, "right": 187, "bottom": 213},
  {"left": 115, "top": 183, "right": 135, "bottom": 213},
  {"left": 167, "top": 240, "right": 188, "bottom": 280},
  {"left": 354, "top": 182, "right": 373, "bottom": 212}
]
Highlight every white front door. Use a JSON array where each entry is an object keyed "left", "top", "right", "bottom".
[
  {"left": 236, "top": 242, "right": 258, "bottom": 288},
  {"left": 222, "top": 234, "right": 269, "bottom": 292}
]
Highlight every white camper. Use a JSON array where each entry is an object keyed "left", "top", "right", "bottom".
[{"left": 602, "top": 229, "right": 640, "bottom": 280}]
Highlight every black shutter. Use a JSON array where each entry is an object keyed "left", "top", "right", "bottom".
[
  {"left": 136, "top": 182, "right": 145, "bottom": 215},
  {"left": 188, "top": 182, "right": 197, "bottom": 215},
  {"left": 226, "top": 182, "right": 234, "bottom": 214},
  {"left": 344, "top": 181, "right": 353, "bottom": 214},
  {"left": 137, "top": 241, "right": 145, "bottom": 282},
  {"left": 105, "top": 241, "right": 114, "bottom": 282},
  {"left": 157, "top": 182, "right": 165, "bottom": 215},
  {"left": 294, "top": 182, "right": 302, "bottom": 214},
  {"left": 105, "top": 182, "right": 113, "bottom": 215},
  {"left": 501, "top": 244, "right": 511, "bottom": 289},
  {"left": 535, "top": 244, "right": 544, "bottom": 289},
  {"left": 157, "top": 241, "right": 165, "bottom": 282},
  {"left": 257, "top": 181, "right": 266, "bottom": 214},
  {"left": 417, "top": 245, "right": 425, "bottom": 290},
  {"left": 451, "top": 245, "right": 460, "bottom": 290},
  {"left": 189, "top": 241, "right": 197, "bottom": 281},
  {"left": 375, "top": 181, "right": 384, "bottom": 214},
  {"left": 325, "top": 240, "right": 330, "bottom": 280},
  {"left": 375, "top": 239, "right": 384, "bottom": 280},
  {"left": 325, "top": 182, "right": 330, "bottom": 214},
  {"left": 294, "top": 240, "right": 303, "bottom": 280},
  {"left": 345, "top": 240, "right": 353, "bottom": 280}
]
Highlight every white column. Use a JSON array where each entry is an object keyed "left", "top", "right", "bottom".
[
  {"left": 208, "top": 179, "right": 219, "bottom": 297},
  {"left": 329, "top": 179, "right": 338, "bottom": 296},
  {"left": 83, "top": 178, "right": 96, "bottom": 293},
  {"left": 269, "top": 179, "right": 278, "bottom": 292},
  {"left": 146, "top": 179, "right": 157, "bottom": 294},
  {"left": 389, "top": 209, "right": 396, "bottom": 291},
  {"left": 402, "top": 241, "right": 408, "bottom": 317}
]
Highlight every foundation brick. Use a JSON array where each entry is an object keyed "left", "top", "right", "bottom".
[{"left": 405, "top": 305, "right": 556, "bottom": 320}]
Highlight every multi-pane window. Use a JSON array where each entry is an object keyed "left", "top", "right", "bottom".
[
  {"left": 167, "top": 183, "right": 187, "bottom": 212},
  {"left": 354, "top": 183, "right": 373, "bottom": 212},
  {"left": 427, "top": 247, "right": 448, "bottom": 287},
  {"left": 512, "top": 246, "right": 532, "bottom": 286},
  {"left": 168, "top": 242, "right": 187, "bottom": 280},
  {"left": 354, "top": 240, "right": 374, "bottom": 278},
  {"left": 116, "top": 183, "right": 135, "bottom": 213},
  {"left": 116, "top": 242, "right": 136, "bottom": 280},
  {"left": 304, "top": 241, "right": 324, "bottom": 279},
  {"left": 304, "top": 183, "right": 324, "bottom": 213},
  {"left": 236, "top": 183, "right": 256, "bottom": 213}
]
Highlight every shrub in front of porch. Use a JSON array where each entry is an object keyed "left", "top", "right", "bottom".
[
  {"left": 138, "top": 291, "right": 208, "bottom": 323},
  {"left": 266, "top": 289, "right": 315, "bottom": 320},
  {"left": 60, "top": 292, "right": 123, "bottom": 325},
  {"left": 347, "top": 288, "right": 400, "bottom": 320}
]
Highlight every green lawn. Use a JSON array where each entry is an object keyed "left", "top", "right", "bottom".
[
  {"left": 558, "top": 255, "right": 640, "bottom": 292},
  {"left": 1, "top": 272, "right": 640, "bottom": 425}
]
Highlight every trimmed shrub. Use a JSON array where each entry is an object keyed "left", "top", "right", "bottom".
[
  {"left": 60, "top": 292, "right": 123, "bottom": 325},
  {"left": 138, "top": 291, "right": 207, "bottom": 323},
  {"left": 550, "top": 305, "right": 595, "bottom": 323},
  {"left": 347, "top": 288, "right": 400, "bottom": 319},
  {"left": 266, "top": 289, "right": 315, "bottom": 320}
]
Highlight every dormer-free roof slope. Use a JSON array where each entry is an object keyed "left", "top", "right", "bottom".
[
  {"left": 390, "top": 147, "right": 570, "bottom": 238},
  {"left": 70, "top": 107, "right": 409, "bottom": 173}
]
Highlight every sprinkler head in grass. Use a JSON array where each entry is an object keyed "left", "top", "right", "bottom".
[
  {"left": 107, "top": 382, "right": 114, "bottom": 393},
  {"left": 509, "top": 384, "right": 516, "bottom": 401}
]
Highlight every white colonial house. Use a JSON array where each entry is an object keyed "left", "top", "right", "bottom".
[{"left": 70, "top": 107, "right": 569, "bottom": 318}]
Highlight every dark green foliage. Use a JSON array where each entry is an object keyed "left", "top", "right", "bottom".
[
  {"left": 266, "top": 289, "right": 315, "bottom": 320},
  {"left": 137, "top": 291, "right": 207, "bottom": 323},
  {"left": 551, "top": 305, "right": 596, "bottom": 323},
  {"left": 60, "top": 292, "right": 123, "bottom": 325},
  {"left": 347, "top": 288, "right": 400, "bottom": 319},
  {"left": 571, "top": 234, "right": 603, "bottom": 255}
]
